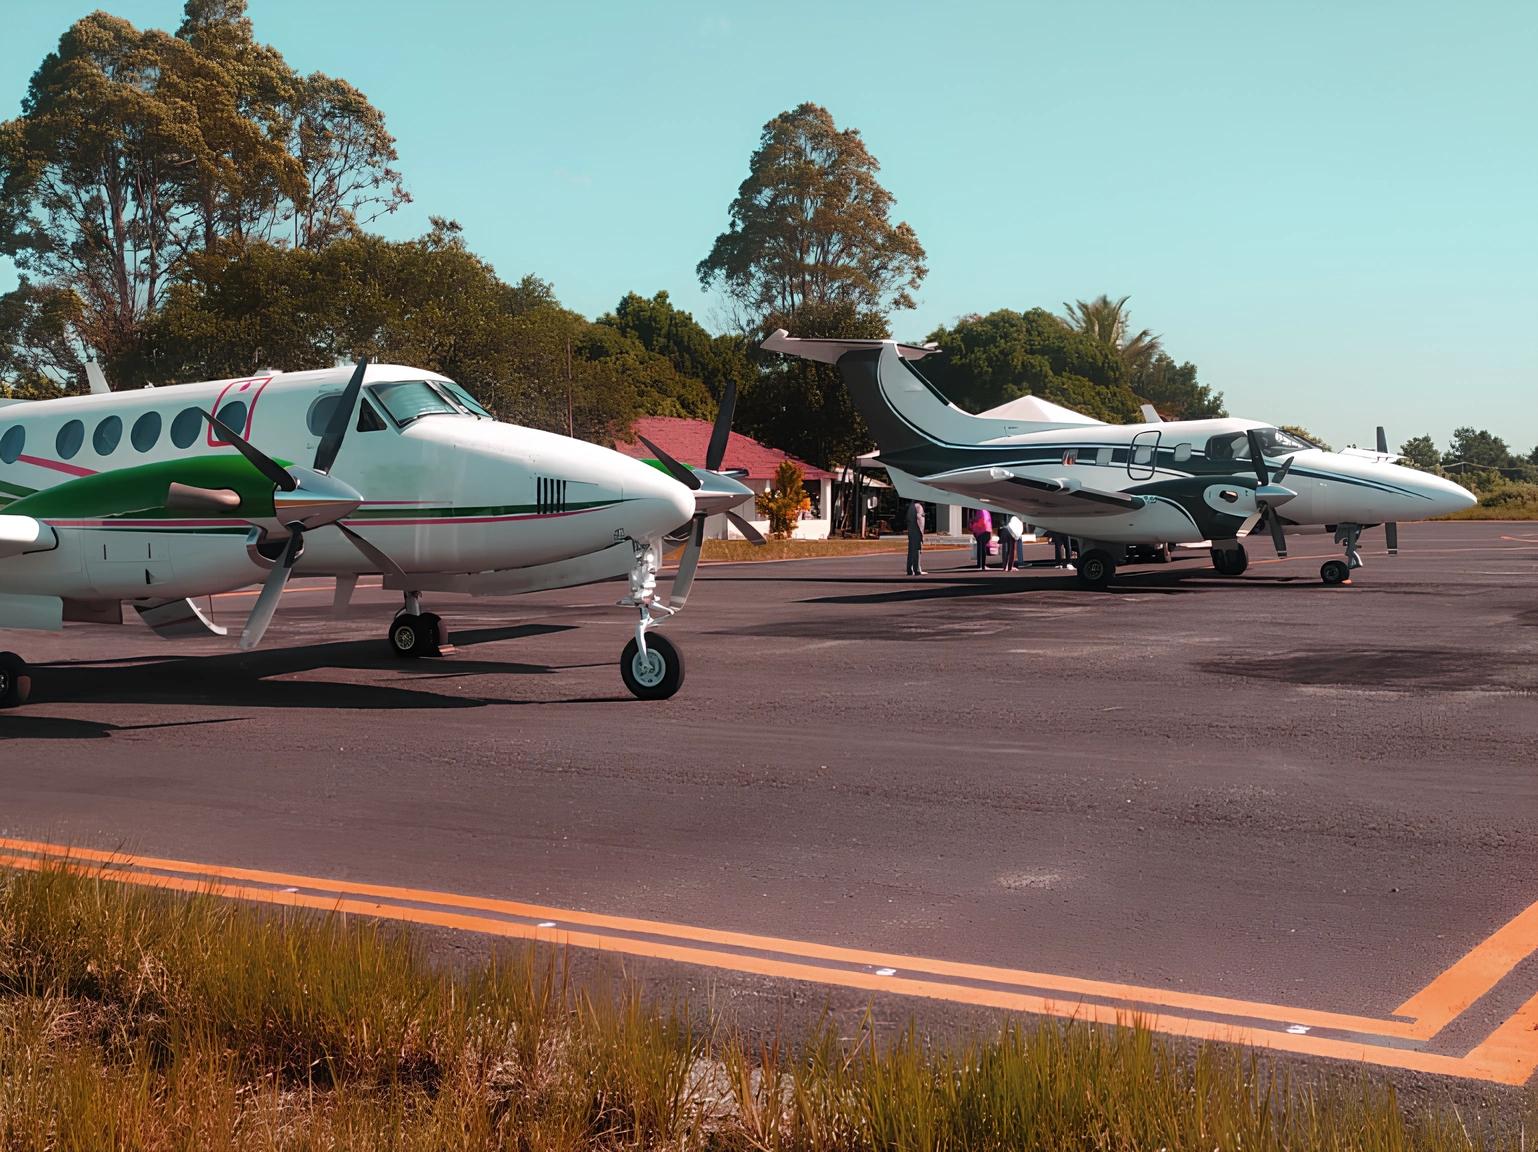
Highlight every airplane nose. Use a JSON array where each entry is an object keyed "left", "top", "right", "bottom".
[
  {"left": 1428, "top": 473, "right": 1478, "bottom": 515},
  {"left": 623, "top": 458, "right": 696, "bottom": 535}
]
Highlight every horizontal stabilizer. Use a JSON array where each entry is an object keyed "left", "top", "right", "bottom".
[{"left": 761, "top": 329, "right": 940, "bottom": 364}]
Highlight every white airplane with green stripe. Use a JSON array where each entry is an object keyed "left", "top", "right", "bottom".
[{"left": 0, "top": 360, "right": 752, "bottom": 707}]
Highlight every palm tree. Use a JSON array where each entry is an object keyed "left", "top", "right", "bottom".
[{"left": 1060, "top": 294, "right": 1161, "bottom": 375}]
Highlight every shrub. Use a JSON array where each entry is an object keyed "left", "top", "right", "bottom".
[{"left": 754, "top": 459, "right": 812, "bottom": 538}]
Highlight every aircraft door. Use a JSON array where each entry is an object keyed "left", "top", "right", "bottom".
[{"left": 1128, "top": 430, "right": 1160, "bottom": 481}]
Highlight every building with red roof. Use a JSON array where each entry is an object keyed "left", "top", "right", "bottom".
[{"left": 614, "top": 417, "right": 834, "bottom": 539}]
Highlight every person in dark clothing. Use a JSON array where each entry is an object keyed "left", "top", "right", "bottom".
[
  {"left": 905, "top": 501, "right": 926, "bottom": 576},
  {"left": 997, "top": 516, "right": 1017, "bottom": 571}
]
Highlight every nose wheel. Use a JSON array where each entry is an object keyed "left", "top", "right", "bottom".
[
  {"left": 1323, "top": 524, "right": 1364, "bottom": 585},
  {"left": 620, "top": 632, "right": 684, "bottom": 700},
  {"left": 0, "top": 652, "right": 31, "bottom": 708}
]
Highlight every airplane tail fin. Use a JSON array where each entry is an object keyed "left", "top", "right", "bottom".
[{"left": 760, "top": 330, "right": 1098, "bottom": 458}]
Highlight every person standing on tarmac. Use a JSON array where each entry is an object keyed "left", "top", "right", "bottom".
[
  {"left": 970, "top": 507, "right": 993, "bottom": 570},
  {"left": 905, "top": 500, "right": 926, "bottom": 576},
  {"left": 997, "top": 515, "right": 1017, "bottom": 571}
]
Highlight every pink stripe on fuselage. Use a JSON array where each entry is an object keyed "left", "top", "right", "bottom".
[{"left": 16, "top": 454, "right": 96, "bottom": 478}]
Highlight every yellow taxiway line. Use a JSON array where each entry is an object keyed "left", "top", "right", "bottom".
[{"left": 1, "top": 836, "right": 1534, "bottom": 1085}]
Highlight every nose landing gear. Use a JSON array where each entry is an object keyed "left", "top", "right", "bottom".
[
  {"left": 1322, "top": 524, "right": 1363, "bottom": 585},
  {"left": 616, "top": 540, "right": 685, "bottom": 700},
  {"left": 0, "top": 651, "right": 31, "bottom": 708}
]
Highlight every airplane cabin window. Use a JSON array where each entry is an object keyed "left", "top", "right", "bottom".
[
  {"left": 131, "top": 411, "right": 161, "bottom": 452},
  {"left": 1173, "top": 442, "right": 1192, "bottom": 463},
  {"left": 357, "top": 399, "right": 386, "bottom": 432},
  {"left": 93, "top": 414, "right": 123, "bottom": 455},
  {"left": 1133, "top": 444, "right": 1154, "bottom": 465},
  {"left": 307, "top": 393, "right": 344, "bottom": 436},
  {"left": 215, "top": 399, "right": 249, "bottom": 437},
  {"left": 1205, "top": 433, "right": 1249, "bottom": 461},
  {"left": 170, "top": 406, "right": 202, "bottom": 449},
  {"left": 0, "top": 425, "right": 23, "bottom": 464},
  {"left": 57, "top": 419, "right": 85, "bottom": 460},
  {"left": 1095, "top": 446, "right": 1113, "bottom": 465},
  {"left": 368, "top": 380, "right": 460, "bottom": 427}
]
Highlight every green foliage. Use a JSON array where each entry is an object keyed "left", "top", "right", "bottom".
[
  {"left": 698, "top": 101, "right": 926, "bottom": 331},
  {"left": 1130, "top": 352, "right": 1226, "bottom": 419},
  {"left": 1399, "top": 434, "right": 1442, "bottom": 471},
  {"left": 1280, "top": 424, "right": 1332, "bottom": 452},
  {"left": 754, "top": 458, "right": 812, "bottom": 538},
  {"left": 0, "top": 0, "right": 408, "bottom": 385},
  {"left": 140, "top": 227, "right": 717, "bottom": 442},
  {"left": 921, "top": 308, "right": 1141, "bottom": 422},
  {"left": 1060, "top": 293, "right": 1162, "bottom": 375},
  {"left": 598, "top": 289, "right": 751, "bottom": 405}
]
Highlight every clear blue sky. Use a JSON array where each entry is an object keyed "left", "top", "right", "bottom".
[{"left": 4, "top": 0, "right": 1535, "bottom": 453}]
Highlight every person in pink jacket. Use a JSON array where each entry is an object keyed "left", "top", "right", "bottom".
[{"left": 970, "top": 507, "right": 993, "bottom": 570}]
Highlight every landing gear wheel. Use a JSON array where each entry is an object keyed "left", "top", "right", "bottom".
[
  {"left": 1076, "top": 549, "right": 1116, "bottom": 590},
  {"left": 1321, "top": 559, "right": 1352, "bottom": 585},
  {"left": 388, "top": 612, "right": 440, "bottom": 659},
  {"left": 1156, "top": 542, "right": 1173, "bottom": 564},
  {"left": 620, "top": 633, "right": 684, "bottom": 700},
  {"left": 1211, "top": 545, "right": 1249, "bottom": 576},
  {"left": 0, "top": 652, "right": 31, "bottom": 708}
]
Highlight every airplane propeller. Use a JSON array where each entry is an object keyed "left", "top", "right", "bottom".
[
  {"left": 645, "top": 379, "right": 761, "bottom": 610},
  {"left": 1377, "top": 425, "right": 1399, "bottom": 554},
  {"left": 1242, "top": 428, "right": 1298, "bottom": 557},
  {"left": 191, "top": 358, "right": 406, "bottom": 649}
]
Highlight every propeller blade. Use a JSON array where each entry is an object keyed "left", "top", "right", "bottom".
[
  {"left": 705, "top": 379, "right": 737, "bottom": 473},
  {"left": 331, "top": 573, "right": 357, "bottom": 618},
  {"left": 335, "top": 521, "right": 407, "bottom": 580},
  {"left": 166, "top": 483, "right": 241, "bottom": 512},
  {"left": 636, "top": 434, "right": 702, "bottom": 491},
  {"left": 1386, "top": 521, "right": 1399, "bottom": 554},
  {"left": 1376, "top": 425, "right": 1389, "bottom": 455},
  {"left": 668, "top": 515, "right": 706, "bottom": 610},
  {"left": 1268, "top": 508, "right": 1288, "bottom": 557},
  {"left": 726, "top": 510, "right": 767, "bottom": 546},
  {"left": 1273, "top": 455, "right": 1296, "bottom": 485},
  {"left": 239, "top": 532, "right": 302, "bottom": 650},
  {"left": 1244, "top": 429, "right": 1270, "bottom": 485},
  {"left": 314, "top": 357, "right": 369, "bottom": 475},
  {"left": 200, "top": 410, "right": 297, "bottom": 491}
]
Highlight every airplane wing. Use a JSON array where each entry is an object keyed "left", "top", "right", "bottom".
[
  {"left": 926, "top": 466, "right": 1146, "bottom": 515},
  {"left": 0, "top": 515, "right": 56, "bottom": 559}
]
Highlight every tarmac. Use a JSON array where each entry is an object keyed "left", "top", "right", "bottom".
[{"left": 3, "top": 519, "right": 1537, "bottom": 1092}]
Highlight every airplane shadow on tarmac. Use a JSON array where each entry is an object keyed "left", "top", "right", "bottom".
[
  {"left": 710, "top": 565, "right": 1315, "bottom": 607},
  {"left": 28, "top": 623, "right": 579, "bottom": 712},
  {"left": 0, "top": 715, "right": 250, "bottom": 740}
]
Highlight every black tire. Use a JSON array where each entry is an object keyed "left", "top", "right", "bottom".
[
  {"left": 0, "top": 652, "right": 31, "bottom": 709},
  {"left": 1321, "top": 559, "right": 1351, "bottom": 585},
  {"left": 620, "top": 633, "right": 685, "bottom": 700},
  {"left": 388, "top": 613, "right": 433, "bottom": 659},
  {"left": 1211, "top": 544, "right": 1249, "bottom": 576},
  {"left": 1076, "top": 549, "right": 1115, "bottom": 589}
]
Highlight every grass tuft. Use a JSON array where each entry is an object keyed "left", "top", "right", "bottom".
[{"left": 0, "top": 860, "right": 1531, "bottom": 1149}]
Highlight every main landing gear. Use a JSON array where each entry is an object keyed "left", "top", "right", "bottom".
[
  {"left": 0, "top": 651, "right": 31, "bottom": 708},
  {"left": 1210, "top": 541, "right": 1249, "bottom": 576},
  {"left": 1075, "top": 548, "right": 1117, "bottom": 590},
  {"left": 1321, "top": 523, "right": 1363, "bottom": 586},
  {"left": 616, "top": 540, "right": 685, "bottom": 700},
  {"left": 387, "top": 592, "right": 453, "bottom": 659}
]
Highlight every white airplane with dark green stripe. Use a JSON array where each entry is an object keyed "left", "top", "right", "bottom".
[
  {"left": 0, "top": 360, "right": 753, "bottom": 707},
  {"left": 763, "top": 331, "right": 1476, "bottom": 588}
]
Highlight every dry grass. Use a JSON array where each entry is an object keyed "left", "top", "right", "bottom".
[{"left": 0, "top": 862, "right": 1531, "bottom": 1149}]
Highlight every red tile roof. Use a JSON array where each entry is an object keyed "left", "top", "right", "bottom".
[{"left": 613, "top": 417, "right": 832, "bottom": 481}]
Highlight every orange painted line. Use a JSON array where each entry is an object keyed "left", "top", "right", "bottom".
[
  {"left": 1464, "top": 986, "right": 1538, "bottom": 1085},
  {"left": 0, "top": 837, "right": 1419, "bottom": 1038},
  {"left": 1395, "top": 899, "right": 1538, "bottom": 1032},
  {"left": 0, "top": 849, "right": 1533, "bottom": 1085},
  {"left": 212, "top": 580, "right": 384, "bottom": 601}
]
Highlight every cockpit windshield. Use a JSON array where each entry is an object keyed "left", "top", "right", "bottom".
[
  {"left": 438, "top": 381, "right": 493, "bottom": 418},
  {"left": 367, "top": 380, "right": 464, "bottom": 427},
  {"left": 1205, "top": 426, "right": 1313, "bottom": 462}
]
